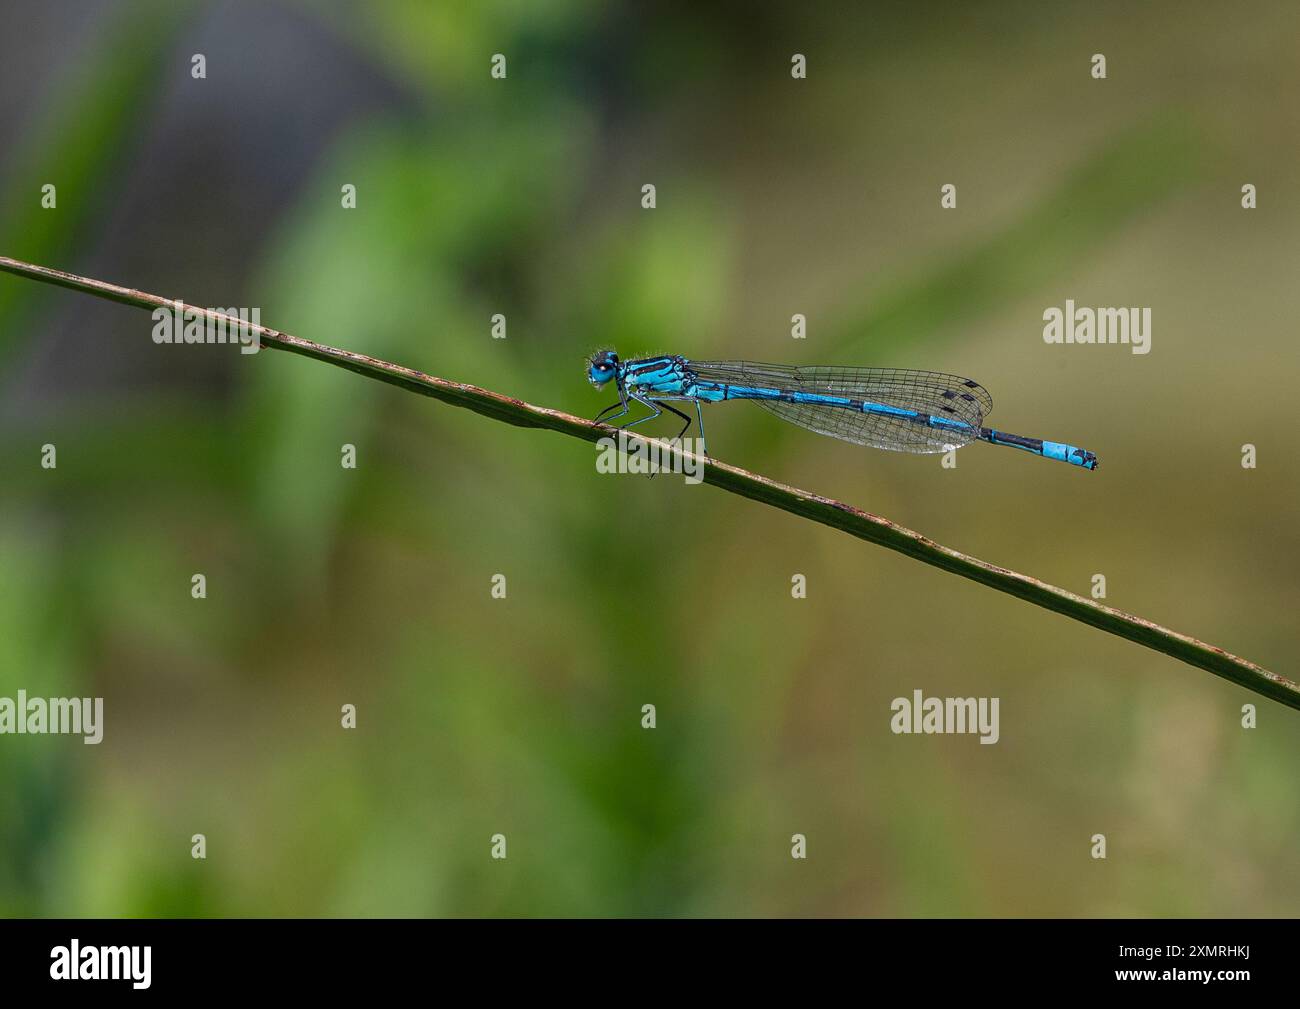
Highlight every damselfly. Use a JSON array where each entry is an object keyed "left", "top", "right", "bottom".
[{"left": 588, "top": 351, "right": 1098, "bottom": 470}]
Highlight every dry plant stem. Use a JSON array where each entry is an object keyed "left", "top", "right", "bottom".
[{"left": 3, "top": 255, "right": 1297, "bottom": 711}]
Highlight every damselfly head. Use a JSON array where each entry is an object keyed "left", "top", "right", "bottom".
[{"left": 587, "top": 349, "right": 619, "bottom": 387}]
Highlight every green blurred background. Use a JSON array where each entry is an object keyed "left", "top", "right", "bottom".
[{"left": 1, "top": 0, "right": 1297, "bottom": 917}]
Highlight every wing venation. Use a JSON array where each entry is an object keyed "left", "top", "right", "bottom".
[{"left": 687, "top": 360, "right": 992, "bottom": 453}]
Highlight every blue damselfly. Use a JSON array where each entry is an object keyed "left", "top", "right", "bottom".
[{"left": 588, "top": 351, "right": 1097, "bottom": 470}]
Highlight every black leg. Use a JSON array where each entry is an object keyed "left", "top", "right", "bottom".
[
  {"left": 654, "top": 400, "right": 693, "bottom": 441},
  {"left": 694, "top": 399, "right": 708, "bottom": 455},
  {"left": 619, "top": 395, "right": 661, "bottom": 430},
  {"left": 593, "top": 402, "right": 623, "bottom": 424},
  {"left": 593, "top": 386, "right": 630, "bottom": 425}
]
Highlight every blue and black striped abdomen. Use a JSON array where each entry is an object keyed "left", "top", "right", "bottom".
[{"left": 978, "top": 428, "right": 1098, "bottom": 470}]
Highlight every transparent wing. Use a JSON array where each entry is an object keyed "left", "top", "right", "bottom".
[{"left": 687, "top": 360, "right": 992, "bottom": 454}]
